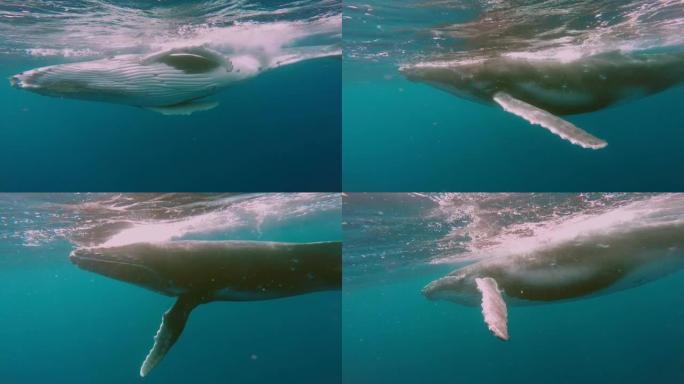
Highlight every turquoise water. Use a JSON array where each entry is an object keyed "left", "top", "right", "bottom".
[
  {"left": 343, "top": 0, "right": 684, "bottom": 191},
  {"left": 0, "top": 1, "right": 341, "bottom": 191},
  {"left": 0, "top": 193, "right": 341, "bottom": 383},
  {"left": 344, "top": 79, "right": 684, "bottom": 191},
  {"left": 343, "top": 269, "right": 684, "bottom": 384},
  {"left": 342, "top": 193, "right": 684, "bottom": 384}
]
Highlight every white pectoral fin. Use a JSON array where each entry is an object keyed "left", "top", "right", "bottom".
[
  {"left": 493, "top": 92, "right": 607, "bottom": 150},
  {"left": 147, "top": 101, "right": 219, "bottom": 116},
  {"left": 475, "top": 277, "right": 509, "bottom": 341},
  {"left": 140, "top": 295, "right": 200, "bottom": 377}
]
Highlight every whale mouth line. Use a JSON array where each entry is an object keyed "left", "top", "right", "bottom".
[
  {"left": 71, "top": 254, "right": 123, "bottom": 264},
  {"left": 70, "top": 252, "right": 148, "bottom": 270}
]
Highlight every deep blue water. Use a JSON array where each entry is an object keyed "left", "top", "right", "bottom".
[
  {"left": 0, "top": 193, "right": 341, "bottom": 383},
  {"left": 343, "top": 267, "right": 684, "bottom": 384},
  {"left": 0, "top": 56, "right": 341, "bottom": 192}
]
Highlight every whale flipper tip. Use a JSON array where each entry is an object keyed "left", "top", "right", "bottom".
[
  {"left": 475, "top": 277, "right": 509, "bottom": 341},
  {"left": 140, "top": 295, "right": 200, "bottom": 377},
  {"left": 493, "top": 92, "right": 608, "bottom": 150}
]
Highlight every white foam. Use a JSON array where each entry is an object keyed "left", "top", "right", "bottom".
[
  {"left": 3, "top": 2, "right": 341, "bottom": 65},
  {"left": 100, "top": 193, "right": 339, "bottom": 247},
  {"left": 433, "top": 194, "right": 684, "bottom": 264}
]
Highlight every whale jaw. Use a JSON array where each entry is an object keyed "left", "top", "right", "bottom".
[{"left": 69, "top": 247, "right": 176, "bottom": 295}]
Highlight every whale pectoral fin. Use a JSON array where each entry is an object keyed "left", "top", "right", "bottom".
[
  {"left": 493, "top": 92, "right": 607, "bottom": 150},
  {"left": 140, "top": 294, "right": 201, "bottom": 377},
  {"left": 146, "top": 101, "right": 219, "bottom": 116},
  {"left": 475, "top": 277, "right": 509, "bottom": 341}
]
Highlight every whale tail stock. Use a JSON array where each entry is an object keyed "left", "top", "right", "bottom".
[
  {"left": 140, "top": 294, "right": 204, "bottom": 377},
  {"left": 493, "top": 92, "right": 608, "bottom": 150},
  {"left": 475, "top": 277, "right": 509, "bottom": 341}
]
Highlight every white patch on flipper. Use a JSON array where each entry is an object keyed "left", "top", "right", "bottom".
[
  {"left": 475, "top": 277, "right": 509, "bottom": 341},
  {"left": 493, "top": 92, "right": 607, "bottom": 150}
]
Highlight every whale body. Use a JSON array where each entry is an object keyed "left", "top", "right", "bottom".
[
  {"left": 401, "top": 51, "right": 684, "bottom": 149},
  {"left": 10, "top": 45, "right": 338, "bottom": 115},
  {"left": 70, "top": 240, "right": 342, "bottom": 376},
  {"left": 422, "top": 199, "right": 684, "bottom": 340}
]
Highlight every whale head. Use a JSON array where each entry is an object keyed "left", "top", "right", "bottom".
[
  {"left": 70, "top": 245, "right": 181, "bottom": 296},
  {"left": 400, "top": 60, "right": 497, "bottom": 104},
  {"left": 10, "top": 47, "right": 237, "bottom": 107}
]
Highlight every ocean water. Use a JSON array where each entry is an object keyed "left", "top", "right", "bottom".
[
  {"left": 343, "top": 0, "right": 684, "bottom": 191},
  {"left": 342, "top": 193, "right": 684, "bottom": 384},
  {"left": 0, "top": 193, "right": 341, "bottom": 383},
  {"left": 0, "top": 1, "right": 341, "bottom": 191}
]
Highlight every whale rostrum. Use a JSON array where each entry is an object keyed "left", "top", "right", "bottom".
[
  {"left": 69, "top": 240, "right": 342, "bottom": 376},
  {"left": 401, "top": 51, "right": 684, "bottom": 149}
]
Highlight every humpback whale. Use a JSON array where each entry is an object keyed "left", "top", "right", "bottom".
[
  {"left": 69, "top": 240, "right": 341, "bottom": 376},
  {"left": 401, "top": 51, "right": 684, "bottom": 149},
  {"left": 422, "top": 207, "right": 684, "bottom": 340},
  {"left": 10, "top": 45, "right": 339, "bottom": 115}
]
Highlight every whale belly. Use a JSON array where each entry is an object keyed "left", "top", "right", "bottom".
[
  {"left": 211, "top": 287, "right": 294, "bottom": 301},
  {"left": 492, "top": 263, "right": 626, "bottom": 302},
  {"left": 511, "top": 82, "right": 601, "bottom": 115}
]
